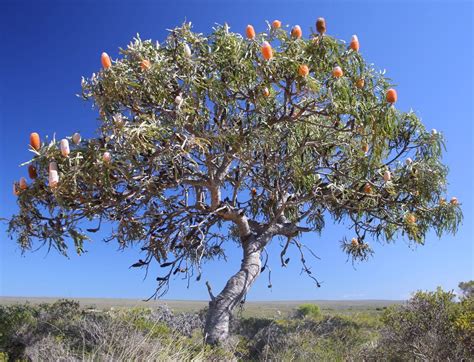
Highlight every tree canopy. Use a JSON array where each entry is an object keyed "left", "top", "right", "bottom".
[{"left": 9, "top": 21, "right": 462, "bottom": 298}]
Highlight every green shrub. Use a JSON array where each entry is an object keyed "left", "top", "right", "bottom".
[
  {"left": 373, "top": 286, "right": 473, "bottom": 360},
  {"left": 295, "top": 303, "right": 322, "bottom": 319}
]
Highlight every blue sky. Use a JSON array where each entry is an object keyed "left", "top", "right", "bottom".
[{"left": 0, "top": 0, "right": 472, "bottom": 301}]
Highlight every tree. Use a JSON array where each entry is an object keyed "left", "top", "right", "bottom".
[
  {"left": 459, "top": 280, "right": 474, "bottom": 298},
  {"left": 8, "top": 20, "right": 462, "bottom": 345}
]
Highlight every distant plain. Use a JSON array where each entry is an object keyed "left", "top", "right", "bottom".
[{"left": 0, "top": 296, "right": 403, "bottom": 318}]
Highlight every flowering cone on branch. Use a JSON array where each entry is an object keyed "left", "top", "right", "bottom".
[
  {"left": 386, "top": 88, "right": 398, "bottom": 103},
  {"left": 291, "top": 25, "right": 302, "bottom": 39},
  {"left": 101, "top": 52, "right": 112, "bottom": 69},
  {"left": 350, "top": 35, "right": 360, "bottom": 51},
  {"left": 298, "top": 64, "right": 309, "bottom": 77},
  {"left": 30, "top": 132, "right": 41, "bottom": 151},
  {"left": 261, "top": 41, "right": 273, "bottom": 60},
  {"left": 8, "top": 21, "right": 462, "bottom": 347},
  {"left": 316, "top": 18, "right": 326, "bottom": 34},
  {"left": 246, "top": 25, "right": 256, "bottom": 39}
]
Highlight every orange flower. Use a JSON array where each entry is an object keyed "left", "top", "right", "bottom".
[
  {"left": 263, "top": 87, "right": 270, "bottom": 97},
  {"left": 30, "top": 132, "right": 41, "bottom": 151},
  {"left": 101, "top": 52, "right": 112, "bottom": 69},
  {"left": 19, "top": 177, "right": 28, "bottom": 190},
  {"left": 246, "top": 25, "right": 256, "bottom": 39},
  {"left": 361, "top": 142, "right": 369, "bottom": 153},
  {"left": 363, "top": 183, "right": 372, "bottom": 194},
  {"left": 350, "top": 35, "right": 360, "bottom": 51},
  {"left": 450, "top": 197, "right": 459, "bottom": 206},
  {"left": 406, "top": 213, "right": 416, "bottom": 224},
  {"left": 272, "top": 20, "right": 281, "bottom": 29},
  {"left": 316, "top": 18, "right": 326, "bottom": 34},
  {"left": 386, "top": 88, "right": 398, "bottom": 104},
  {"left": 351, "top": 238, "right": 359, "bottom": 246},
  {"left": 298, "top": 64, "right": 309, "bottom": 77},
  {"left": 332, "top": 66, "right": 343, "bottom": 78},
  {"left": 356, "top": 79, "right": 365, "bottom": 89},
  {"left": 291, "top": 25, "right": 302, "bottom": 39},
  {"left": 261, "top": 41, "right": 273, "bottom": 60},
  {"left": 141, "top": 59, "right": 151, "bottom": 71}
]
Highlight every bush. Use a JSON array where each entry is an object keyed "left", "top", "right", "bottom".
[
  {"left": 0, "top": 300, "right": 229, "bottom": 361},
  {"left": 295, "top": 303, "right": 322, "bottom": 320},
  {"left": 1, "top": 287, "right": 472, "bottom": 361},
  {"left": 372, "top": 287, "right": 473, "bottom": 360}
]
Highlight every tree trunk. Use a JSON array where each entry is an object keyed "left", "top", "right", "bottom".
[{"left": 204, "top": 234, "right": 266, "bottom": 345}]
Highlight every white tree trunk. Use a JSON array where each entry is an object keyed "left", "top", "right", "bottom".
[{"left": 204, "top": 235, "right": 265, "bottom": 344}]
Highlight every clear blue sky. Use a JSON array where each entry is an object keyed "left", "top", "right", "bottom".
[{"left": 1, "top": 0, "right": 472, "bottom": 301}]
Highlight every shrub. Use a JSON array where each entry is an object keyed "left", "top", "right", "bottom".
[
  {"left": 0, "top": 300, "right": 227, "bottom": 361},
  {"left": 295, "top": 303, "right": 322, "bottom": 319},
  {"left": 373, "top": 287, "right": 473, "bottom": 360}
]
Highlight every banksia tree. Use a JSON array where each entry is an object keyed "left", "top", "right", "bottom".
[{"left": 8, "top": 21, "right": 462, "bottom": 344}]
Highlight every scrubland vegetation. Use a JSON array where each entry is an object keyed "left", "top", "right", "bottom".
[{"left": 1, "top": 282, "right": 472, "bottom": 361}]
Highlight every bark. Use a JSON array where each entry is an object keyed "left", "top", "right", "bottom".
[{"left": 204, "top": 233, "right": 269, "bottom": 345}]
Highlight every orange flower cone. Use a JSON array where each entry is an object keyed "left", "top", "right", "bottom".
[{"left": 101, "top": 52, "right": 112, "bottom": 69}]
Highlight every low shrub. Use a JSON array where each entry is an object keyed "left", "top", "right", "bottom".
[
  {"left": 371, "top": 286, "right": 473, "bottom": 360},
  {"left": 295, "top": 303, "right": 322, "bottom": 320},
  {"left": 0, "top": 300, "right": 227, "bottom": 361},
  {"left": 1, "top": 282, "right": 472, "bottom": 361}
]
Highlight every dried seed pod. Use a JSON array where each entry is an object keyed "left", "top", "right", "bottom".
[
  {"left": 316, "top": 18, "right": 326, "bottom": 34},
  {"left": 28, "top": 165, "right": 37, "bottom": 179},
  {"left": 72, "top": 133, "right": 81, "bottom": 145},
  {"left": 60, "top": 139, "right": 70, "bottom": 157},
  {"left": 49, "top": 162, "right": 58, "bottom": 172},
  {"left": 49, "top": 169, "right": 59, "bottom": 188},
  {"left": 183, "top": 43, "right": 192, "bottom": 58}
]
